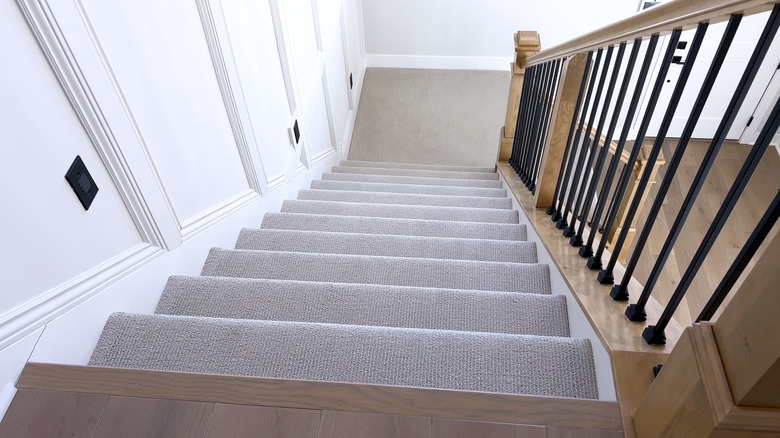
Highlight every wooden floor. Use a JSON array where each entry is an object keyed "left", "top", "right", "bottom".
[
  {"left": 626, "top": 140, "right": 780, "bottom": 326},
  {"left": 0, "top": 388, "right": 623, "bottom": 438}
]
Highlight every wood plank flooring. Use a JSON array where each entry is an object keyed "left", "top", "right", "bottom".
[
  {"left": 0, "top": 388, "right": 624, "bottom": 438},
  {"left": 627, "top": 140, "right": 780, "bottom": 326}
]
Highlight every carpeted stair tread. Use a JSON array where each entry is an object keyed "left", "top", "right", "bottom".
[
  {"left": 281, "top": 200, "right": 518, "bottom": 223},
  {"left": 331, "top": 166, "right": 498, "bottom": 181},
  {"left": 157, "top": 276, "right": 569, "bottom": 336},
  {"left": 201, "top": 249, "right": 551, "bottom": 294},
  {"left": 260, "top": 213, "right": 527, "bottom": 240},
  {"left": 311, "top": 179, "right": 508, "bottom": 198},
  {"left": 235, "top": 228, "right": 537, "bottom": 263},
  {"left": 89, "top": 313, "right": 597, "bottom": 399},
  {"left": 296, "top": 189, "right": 512, "bottom": 209},
  {"left": 339, "top": 160, "right": 495, "bottom": 173},
  {"left": 321, "top": 172, "right": 503, "bottom": 189}
]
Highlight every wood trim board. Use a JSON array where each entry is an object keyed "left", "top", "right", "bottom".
[{"left": 16, "top": 363, "right": 622, "bottom": 431}]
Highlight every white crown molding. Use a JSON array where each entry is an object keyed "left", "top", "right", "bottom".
[
  {"left": 366, "top": 54, "right": 513, "bottom": 71},
  {"left": 0, "top": 243, "right": 163, "bottom": 352},
  {"left": 196, "top": 0, "right": 268, "bottom": 196},
  {"left": 15, "top": 0, "right": 181, "bottom": 250}
]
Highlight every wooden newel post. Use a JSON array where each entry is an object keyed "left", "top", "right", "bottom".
[
  {"left": 498, "top": 31, "right": 541, "bottom": 162},
  {"left": 532, "top": 52, "right": 589, "bottom": 208}
]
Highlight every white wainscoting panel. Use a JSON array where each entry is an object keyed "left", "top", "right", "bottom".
[
  {"left": 322, "top": 10, "right": 351, "bottom": 150},
  {"left": 78, "top": 0, "right": 249, "bottom": 222},
  {"left": 0, "top": 4, "right": 146, "bottom": 319},
  {"left": 220, "top": 0, "right": 296, "bottom": 188}
]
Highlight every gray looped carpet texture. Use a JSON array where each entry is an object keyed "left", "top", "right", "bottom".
[
  {"left": 260, "top": 213, "right": 528, "bottom": 240},
  {"left": 157, "top": 276, "right": 569, "bottom": 336},
  {"left": 89, "top": 161, "right": 599, "bottom": 400},
  {"left": 281, "top": 199, "right": 519, "bottom": 223},
  {"left": 338, "top": 160, "right": 496, "bottom": 173},
  {"left": 321, "top": 172, "right": 504, "bottom": 188},
  {"left": 331, "top": 165, "right": 499, "bottom": 181},
  {"left": 296, "top": 188, "right": 513, "bottom": 209},
  {"left": 235, "top": 228, "right": 538, "bottom": 263},
  {"left": 310, "top": 179, "right": 508, "bottom": 198}
]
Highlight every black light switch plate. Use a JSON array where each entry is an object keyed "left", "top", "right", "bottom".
[{"left": 65, "top": 155, "right": 98, "bottom": 210}]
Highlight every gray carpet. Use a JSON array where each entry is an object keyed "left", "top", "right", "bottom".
[
  {"left": 88, "top": 160, "right": 599, "bottom": 400},
  {"left": 157, "top": 276, "right": 569, "bottom": 336},
  {"left": 260, "top": 213, "right": 528, "bottom": 240},
  {"left": 338, "top": 160, "right": 495, "bottom": 173},
  {"left": 331, "top": 166, "right": 498, "bottom": 181},
  {"left": 321, "top": 172, "right": 504, "bottom": 188},
  {"left": 90, "top": 313, "right": 596, "bottom": 398},
  {"left": 235, "top": 229, "right": 537, "bottom": 263},
  {"left": 202, "top": 249, "right": 551, "bottom": 294},
  {"left": 348, "top": 68, "right": 508, "bottom": 167},
  {"left": 310, "top": 179, "right": 508, "bottom": 198},
  {"left": 281, "top": 200, "right": 519, "bottom": 223},
  {"left": 296, "top": 189, "right": 512, "bottom": 209}
]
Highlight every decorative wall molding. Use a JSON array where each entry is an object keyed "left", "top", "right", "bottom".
[
  {"left": 15, "top": 0, "right": 180, "bottom": 250},
  {"left": 0, "top": 243, "right": 163, "bottom": 352},
  {"left": 180, "top": 189, "right": 261, "bottom": 242},
  {"left": 196, "top": 0, "right": 268, "bottom": 195},
  {"left": 269, "top": 0, "right": 298, "bottom": 114},
  {"left": 366, "top": 54, "right": 513, "bottom": 71}
]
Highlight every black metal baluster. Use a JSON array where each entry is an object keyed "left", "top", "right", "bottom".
[
  {"left": 509, "top": 63, "right": 533, "bottom": 170},
  {"left": 610, "top": 15, "right": 741, "bottom": 301},
  {"left": 558, "top": 49, "right": 605, "bottom": 230},
  {"left": 697, "top": 189, "right": 780, "bottom": 322},
  {"left": 626, "top": 5, "right": 780, "bottom": 320},
  {"left": 513, "top": 65, "right": 537, "bottom": 175},
  {"left": 644, "top": 93, "right": 780, "bottom": 345},
  {"left": 529, "top": 60, "right": 557, "bottom": 187},
  {"left": 521, "top": 64, "right": 544, "bottom": 182},
  {"left": 513, "top": 65, "right": 534, "bottom": 175},
  {"left": 525, "top": 61, "right": 553, "bottom": 188},
  {"left": 591, "top": 30, "right": 681, "bottom": 281},
  {"left": 563, "top": 47, "right": 614, "bottom": 238},
  {"left": 578, "top": 39, "right": 643, "bottom": 256},
  {"left": 600, "top": 24, "right": 708, "bottom": 286},
  {"left": 570, "top": 43, "right": 628, "bottom": 247},
  {"left": 530, "top": 59, "right": 563, "bottom": 193},
  {"left": 548, "top": 54, "right": 594, "bottom": 219}
]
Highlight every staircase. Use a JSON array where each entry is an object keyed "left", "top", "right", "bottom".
[{"left": 88, "top": 160, "right": 599, "bottom": 400}]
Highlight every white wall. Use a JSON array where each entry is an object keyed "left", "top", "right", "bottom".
[
  {"left": 362, "top": 0, "right": 638, "bottom": 70},
  {"left": 0, "top": 0, "right": 365, "bottom": 420}
]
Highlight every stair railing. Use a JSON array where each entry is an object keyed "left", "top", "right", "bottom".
[{"left": 504, "top": 0, "right": 780, "bottom": 346}]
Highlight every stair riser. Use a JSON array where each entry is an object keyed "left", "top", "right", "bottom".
[
  {"left": 260, "top": 213, "right": 528, "bottom": 241},
  {"left": 338, "top": 160, "right": 496, "bottom": 173},
  {"left": 321, "top": 172, "right": 504, "bottom": 188},
  {"left": 202, "top": 249, "right": 551, "bottom": 294},
  {"left": 332, "top": 166, "right": 499, "bottom": 181},
  {"left": 235, "top": 229, "right": 537, "bottom": 263},
  {"left": 281, "top": 200, "right": 519, "bottom": 224},
  {"left": 90, "top": 313, "right": 598, "bottom": 398},
  {"left": 158, "top": 276, "right": 569, "bottom": 336},
  {"left": 311, "top": 180, "right": 508, "bottom": 198},
  {"left": 297, "top": 189, "right": 513, "bottom": 209}
]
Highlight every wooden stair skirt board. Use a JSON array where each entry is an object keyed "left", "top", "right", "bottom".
[
  {"left": 16, "top": 362, "right": 622, "bottom": 431},
  {"left": 633, "top": 324, "right": 780, "bottom": 437}
]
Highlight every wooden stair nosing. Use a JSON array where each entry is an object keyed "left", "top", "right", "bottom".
[{"left": 16, "top": 363, "right": 622, "bottom": 431}]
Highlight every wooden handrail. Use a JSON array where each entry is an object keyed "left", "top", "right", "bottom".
[{"left": 526, "top": 0, "right": 777, "bottom": 66}]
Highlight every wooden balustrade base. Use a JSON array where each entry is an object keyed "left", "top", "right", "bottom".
[{"left": 498, "top": 162, "right": 685, "bottom": 438}]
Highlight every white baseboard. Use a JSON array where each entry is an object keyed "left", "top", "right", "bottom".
[
  {"left": 0, "top": 384, "right": 17, "bottom": 423},
  {"left": 366, "top": 54, "right": 512, "bottom": 71}
]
